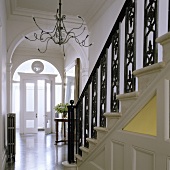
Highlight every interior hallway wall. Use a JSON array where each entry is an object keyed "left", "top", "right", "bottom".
[{"left": 0, "top": 0, "right": 7, "bottom": 169}]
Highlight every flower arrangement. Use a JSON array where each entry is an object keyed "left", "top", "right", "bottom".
[{"left": 54, "top": 103, "right": 69, "bottom": 118}]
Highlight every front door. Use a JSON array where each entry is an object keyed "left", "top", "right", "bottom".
[
  {"left": 20, "top": 73, "right": 55, "bottom": 134},
  {"left": 23, "top": 79, "right": 38, "bottom": 133}
]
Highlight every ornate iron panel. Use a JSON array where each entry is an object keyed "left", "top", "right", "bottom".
[
  {"left": 124, "top": 0, "right": 136, "bottom": 93},
  {"left": 91, "top": 71, "right": 98, "bottom": 139},
  {"left": 76, "top": 99, "right": 83, "bottom": 156},
  {"left": 144, "top": 0, "right": 158, "bottom": 67},
  {"left": 111, "top": 29, "right": 120, "bottom": 112},
  {"left": 100, "top": 53, "right": 107, "bottom": 127},
  {"left": 84, "top": 87, "right": 90, "bottom": 148}
]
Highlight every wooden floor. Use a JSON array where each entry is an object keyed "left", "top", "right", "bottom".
[{"left": 5, "top": 130, "right": 67, "bottom": 170}]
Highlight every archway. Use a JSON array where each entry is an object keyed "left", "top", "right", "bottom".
[{"left": 12, "top": 59, "right": 62, "bottom": 133}]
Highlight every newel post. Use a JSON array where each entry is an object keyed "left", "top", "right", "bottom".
[{"left": 67, "top": 100, "right": 75, "bottom": 164}]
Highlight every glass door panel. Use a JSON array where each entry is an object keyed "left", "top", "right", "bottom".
[
  {"left": 24, "top": 80, "right": 38, "bottom": 133},
  {"left": 26, "top": 83, "right": 35, "bottom": 112}
]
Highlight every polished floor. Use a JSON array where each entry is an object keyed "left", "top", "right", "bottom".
[{"left": 5, "top": 131, "right": 67, "bottom": 170}]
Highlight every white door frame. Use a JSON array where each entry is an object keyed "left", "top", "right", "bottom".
[{"left": 19, "top": 73, "right": 56, "bottom": 134}]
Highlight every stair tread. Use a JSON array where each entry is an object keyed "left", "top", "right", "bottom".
[
  {"left": 94, "top": 127, "right": 108, "bottom": 132},
  {"left": 104, "top": 112, "right": 122, "bottom": 118},
  {"left": 75, "top": 154, "right": 83, "bottom": 161},
  {"left": 79, "top": 146, "right": 89, "bottom": 153},
  {"left": 117, "top": 91, "right": 140, "bottom": 100},
  {"left": 133, "top": 61, "right": 165, "bottom": 77},
  {"left": 86, "top": 138, "right": 98, "bottom": 144},
  {"left": 62, "top": 161, "right": 77, "bottom": 167}
]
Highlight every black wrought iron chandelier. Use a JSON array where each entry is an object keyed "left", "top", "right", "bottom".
[{"left": 25, "top": 0, "right": 92, "bottom": 53}]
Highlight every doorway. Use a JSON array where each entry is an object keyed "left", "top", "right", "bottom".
[{"left": 19, "top": 73, "right": 56, "bottom": 134}]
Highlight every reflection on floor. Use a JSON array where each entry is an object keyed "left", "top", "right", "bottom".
[{"left": 5, "top": 131, "right": 67, "bottom": 170}]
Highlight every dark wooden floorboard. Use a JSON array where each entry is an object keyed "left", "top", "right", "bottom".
[{"left": 5, "top": 130, "right": 67, "bottom": 170}]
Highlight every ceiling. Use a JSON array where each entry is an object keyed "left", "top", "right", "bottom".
[{"left": 6, "top": 0, "right": 107, "bottom": 24}]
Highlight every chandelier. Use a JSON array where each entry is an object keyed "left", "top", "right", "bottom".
[{"left": 25, "top": 0, "right": 92, "bottom": 53}]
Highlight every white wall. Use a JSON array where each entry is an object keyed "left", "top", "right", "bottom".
[
  {"left": 0, "top": 0, "right": 7, "bottom": 169},
  {"left": 88, "top": 0, "right": 125, "bottom": 75}
]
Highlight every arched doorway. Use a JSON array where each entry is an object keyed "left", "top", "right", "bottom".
[{"left": 12, "top": 59, "right": 62, "bottom": 133}]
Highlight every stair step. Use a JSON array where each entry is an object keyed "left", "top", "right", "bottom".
[
  {"left": 86, "top": 138, "right": 98, "bottom": 144},
  {"left": 117, "top": 92, "right": 139, "bottom": 114},
  {"left": 79, "top": 146, "right": 89, "bottom": 158},
  {"left": 86, "top": 138, "right": 98, "bottom": 150},
  {"left": 75, "top": 154, "right": 83, "bottom": 161},
  {"left": 94, "top": 127, "right": 108, "bottom": 140},
  {"left": 156, "top": 32, "right": 170, "bottom": 63},
  {"left": 133, "top": 62, "right": 165, "bottom": 93},
  {"left": 75, "top": 154, "right": 83, "bottom": 166},
  {"left": 104, "top": 112, "right": 122, "bottom": 129},
  {"left": 62, "top": 161, "right": 77, "bottom": 170},
  {"left": 80, "top": 146, "right": 89, "bottom": 153}
]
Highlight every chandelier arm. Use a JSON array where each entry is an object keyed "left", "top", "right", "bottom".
[
  {"left": 38, "top": 32, "right": 53, "bottom": 42},
  {"left": 64, "top": 16, "right": 85, "bottom": 34},
  {"left": 60, "top": 29, "right": 78, "bottom": 44},
  {"left": 25, "top": 36, "right": 37, "bottom": 41},
  {"left": 47, "top": 22, "right": 58, "bottom": 34},
  {"left": 33, "top": 17, "right": 46, "bottom": 32},
  {"left": 74, "top": 35, "right": 92, "bottom": 47},
  {"left": 62, "top": 34, "right": 73, "bottom": 44},
  {"left": 68, "top": 27, "right": 86, "bottom": 38},
  {"left": 25, "top": 32, "right": 41, "bottom": 41},
  {"left": 38, "top": 37, "right": 51, "bottom": 53},
  {"left": 38, "top": 25, "right": 57, "bottom": 41},
  {"left": 61, "top": 29, "right": 87, "bottom": 45}
]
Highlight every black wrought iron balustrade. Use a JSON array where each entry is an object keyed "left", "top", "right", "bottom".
[
  {"left": 124, "top": 0, "right": 136, "bottom": 93},
  {"left": 111, "top": 29, "right": 120, "bottom": 112},
  {"left": 100, "top": 53, "right": 107, "bottom": 127},
  {"left": 91, "top": 71, "right": 98, "bottom": 139},
  {"left": 84, "top": 87, "right": 90, "bottom": 148},
  {"left": 76, "top": 99, "right": 83, "bottom": 157},
  {"left": 72, "top": 0, "right": 162, "bottom": 162},
  {"left": 144, "top": 0, "right": 158, "bottom": 67}
]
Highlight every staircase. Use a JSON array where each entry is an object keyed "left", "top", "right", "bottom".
[{"left": 63, "top": 0, "right": 170, "bottom": 169}]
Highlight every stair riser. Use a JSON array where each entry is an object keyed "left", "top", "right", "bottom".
[
  {"left": 88, "top": 143, "right": 96, "bottom": 150},
  {"left": 82, "top": 151, "right": 88, "bottom": 159},
  {"left": 138, "top": 72, "right": 159, "bottom": 93},
  {"left": 96, "top": 131, "right": 108, "bottom": 140},
  {"left": 106, "top": 118, "right": 119, "bottom": 130},
  {"left": 120, "top": 99, "right": 137, "bottom": 114}
]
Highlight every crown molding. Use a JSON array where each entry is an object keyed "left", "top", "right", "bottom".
[{"left": 6, "top": 0, "right": 87, "bottom": 25}]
